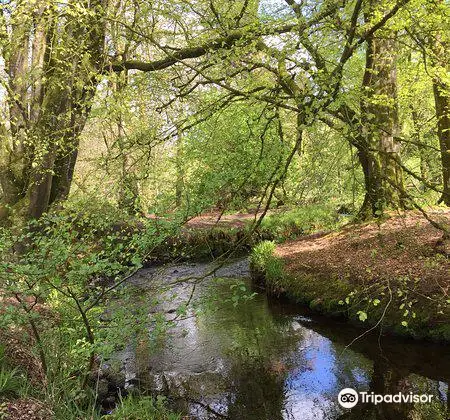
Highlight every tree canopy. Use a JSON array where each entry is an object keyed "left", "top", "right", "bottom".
[{"left": 0, "top": 0, "right": 447, "bottom": 223}]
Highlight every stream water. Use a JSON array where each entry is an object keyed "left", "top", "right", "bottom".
[{"left": 115, "top": 258, "right": 450, "bottom": 420}]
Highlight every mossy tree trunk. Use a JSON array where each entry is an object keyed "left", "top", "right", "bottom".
[
  {"left": 357, "top": 1, "right": 406, "bottom": 218},
  {"left": 0, "top": 0, "right": 107, "bottom": 221},
  {"left": 431, "top": 36, "right": 450, "bottom": 206},
  {"left": 434, "top": 80, "right": 450, "bottom": 206}
]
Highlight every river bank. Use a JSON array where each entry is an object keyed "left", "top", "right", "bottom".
[
  {"left": 2, "top": 209, "right": 449, "bottom": 419},
  {"left": 250, "top": 210, "right": 450, "bottom": 342}
]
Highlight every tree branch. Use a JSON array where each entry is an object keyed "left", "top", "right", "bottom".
[{"left": 110, "top": 1, "right": 344, "bottom": 73}]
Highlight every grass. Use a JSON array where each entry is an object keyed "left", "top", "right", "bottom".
[
  {"left": 0, "top": 340, "right": 181, "bottom": 420},
  {"left": 103, "top": 395, "right": 181, "bottom": 420},
  {"left": 258, "top": 204, "right": 349, "bottom": 241},
  {"left": 0, "top": 346, "right": 27, "bottom": 399}
]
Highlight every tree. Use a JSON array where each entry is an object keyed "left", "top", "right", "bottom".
[
  {"left": 430, "top": 10, "right": 450, "bottom": 206},
  {"left": 0, "top": 0, "right": 107, "bottom": 220},
  {"left": 0, "top": 0, "right": 412, "bottom": 222},
  {"left": 406, "top": 0, "right": 450, "bottom": 206},
  {"left": 356, "top": 0, "right": 406, "bottom": 218},
  {"left": 0, "top": 0, "right": 301, "bottom": 221}
]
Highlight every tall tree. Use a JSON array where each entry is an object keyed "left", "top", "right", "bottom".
[
  {"left": 430, "top": 24, "right": 450, "bottom": 206},
  {"left": 406, "top": 0, "right": 450, "bottom": 205},
  {"left": 0, "top": 0, "right": 412, "bottom": 221},
  {"left": 0, "top": 0, "right": 302, "bottom": 221},
  {"left": 357, "top": 0, "right": 405, "bottom": 218},
  {"left": 0, "top": 0, "right": 107, "bottom": 220}
]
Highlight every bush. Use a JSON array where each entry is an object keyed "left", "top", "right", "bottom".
[
  {"left": 0, "top": 200, "right": 182, "bottom": 417},
  {"left": 0, "top": 346, "right": 26, "bottom": 398}
]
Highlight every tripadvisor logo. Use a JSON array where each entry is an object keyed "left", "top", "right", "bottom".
[
  {"left": 338, "top": 388, "right": 434, "bottom": 409},
  {"left": 338, "top": 388, "right": 359, "bottom": 408}
]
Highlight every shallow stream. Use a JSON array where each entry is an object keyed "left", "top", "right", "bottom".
[{"left": 115, "top": 258, "right": 450, "bottom": 420}]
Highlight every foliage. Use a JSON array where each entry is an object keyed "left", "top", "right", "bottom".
[
  {"left": 180, "top": 102, "right": 290, "bottom": 212},
  {"left": 250, "top": 241, "right": 284, "bottom": 286},
  {"left": 0, "top": 0, "right": 449, "bottom": 415},
  {"left": 0, "top": 346, "right": 26, "bottom": 398},
  {"left": 0, "top": 200, "right": 182, "bottom": 415},
  {"left": 259, "top": 204, "right": 347, "bottom": 240},
  {"left": 104, "top": 395, "right": 181, "bottom": 420}
]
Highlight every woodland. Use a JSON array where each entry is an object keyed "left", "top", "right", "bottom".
[{"left": 0, "top": 0, "right": 449, "bottom": 419}]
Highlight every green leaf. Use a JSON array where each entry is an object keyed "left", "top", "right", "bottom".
[{"left": 357, "top": 311, "right": 367, "bottom": 322}]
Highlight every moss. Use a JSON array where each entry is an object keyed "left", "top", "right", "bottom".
[
  {"left": 250, "top": 243, "right": 450, "bottom": 343},
  {"left": 147, "top": 226, "right": 259, "bottom": 263},
  {"left": 250, "top": 241, "right": 284, "bottom": 290}
]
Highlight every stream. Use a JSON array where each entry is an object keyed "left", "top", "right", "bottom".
[{"left": 112, "top": 258, "right": 450, "bottom": 420}]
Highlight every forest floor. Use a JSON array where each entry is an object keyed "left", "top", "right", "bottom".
[{"left": 275, "top": 210, "right": 450, "bottom": 296}]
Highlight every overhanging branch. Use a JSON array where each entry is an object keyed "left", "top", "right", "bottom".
[{"left": 110, "top": 1, "right": 343, "bottom": 73}]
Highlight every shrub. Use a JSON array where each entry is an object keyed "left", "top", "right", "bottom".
[
  {"left": 250, "top": 241, "right": 284, "bottom": 286},
  {"left": 259, "top": 204, "right": 345, "bottom": 241},
  {"left": 0, "top": 346, "right": 26, "bottom": 398}
]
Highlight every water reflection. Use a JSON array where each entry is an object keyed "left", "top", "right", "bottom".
[{"left": 127, "top": 261, "right": 450, "bottom": 420}]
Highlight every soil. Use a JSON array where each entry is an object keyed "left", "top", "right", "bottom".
[
  {"left": 2, "top": 399, "right": 53, "bottom": 420},
  {"left": 185, "top": 210, "right": 269, "bottom": 229},
  {"left": 275, "top": 210, "right": 450, "bottom": 298}
]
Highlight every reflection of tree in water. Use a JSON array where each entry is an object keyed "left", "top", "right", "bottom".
[
  {"left": 338, "top": 358, "right": 449, "bottom": 420},
  {"left": 226, "top": 350, "right": 286, "bottom": 420},
  {"left": 196, "top": 280, "right": 448, "bottom": 420},
  {"left": 197, "top": 279, "right": 300, "bottom": 419}
]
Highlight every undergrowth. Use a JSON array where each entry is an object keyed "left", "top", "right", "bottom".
[{"left": 258, "top": 204, "right": 349, "bottom": 241}]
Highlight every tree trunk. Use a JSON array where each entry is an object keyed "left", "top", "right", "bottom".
[
  {"left": 433, "top": 76, "right": 450, "bottom": 206},
  {"left": 426, "top": 0, "right": 450, "bottom": 207},
  {"left": 355, "top": 139, "right": 385, "bottom": 218},
  {"left": 357, "top": 1, "right": 405, "bottom": 217},
  {"left": 0, "top": 0, "right": 107, "bottom": 221}
]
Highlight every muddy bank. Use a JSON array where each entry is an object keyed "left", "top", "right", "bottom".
[{"left": 250, "top": 211, "right": 450, "bottom": 342}]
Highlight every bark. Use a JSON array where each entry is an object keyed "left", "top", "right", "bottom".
[
  {"left": 355, "top": 137, "right": 385, "bottom": 218},
  {"left": 0, "top": 0, "right": 107, "bottom": 221},
  {"left": 427, "top": 0, "right": 450, "bottom": 206},
  {"left": 434, "top": 80, "right": 450, "bottom": 205},
  {"left": 0, "top": 8, "right": 33, "bottom": 212},
  {"left": 357, "top": 1, "right": 406, "bottom": 217},
  {"left": 49, "top": 148, "right": 80, "bottom": 204}
]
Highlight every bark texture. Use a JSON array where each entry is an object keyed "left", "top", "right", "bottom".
[
  {"left": 357, "top": 1, "right": 405, "bottom": 218},
  {"left": 0, "top": 0, "right": 107, "bottom": 221}
]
